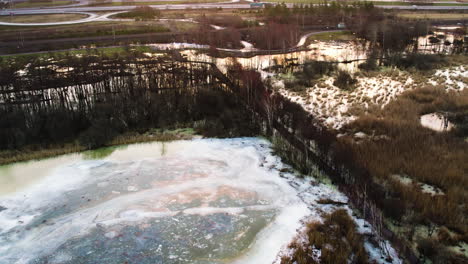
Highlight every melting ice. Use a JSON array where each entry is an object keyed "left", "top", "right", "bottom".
[{"left": 0, "top": 138, "right": 310, "bottom": 264}]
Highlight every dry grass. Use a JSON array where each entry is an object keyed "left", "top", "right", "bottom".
[
  {"left": 342, "top": 86, "right": 468, "bottom": 260},
  {"left": 306, "top": 31, "right": 355, "bottom": 42},
  {"left": 0, "top": 21, "right": 170, "bottom": 41},
  {"left": 0, "top": 14, "right": 88, "bottom": 23},
  {"left": 12, "top": 0, "right": 73, "bottom": 8},
  {"left": 397, "top": 12, "right": 468, "bottom": 20},
  {"left": 281, "top": 209, "right": 368, "bottom": 264}
]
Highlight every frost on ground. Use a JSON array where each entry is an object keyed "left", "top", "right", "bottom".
[
  {"left": 272, "top": 170, "right": 402, "bottom": 264},
  {"left": 274, "top": 73, "right": 415, "bottom": 130},
  {"left": 429, "top": 65, "right": 467, "bottom": 91},
  {"left": 273, "top": 65, "right": 467, "bottom": 130},
  {"left": 391, "top": 174, "right": 445, "bottom": 196}
]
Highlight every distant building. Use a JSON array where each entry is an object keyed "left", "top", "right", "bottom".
[{"left": 250, "top": 2, "right": 270, "bottom": 8}]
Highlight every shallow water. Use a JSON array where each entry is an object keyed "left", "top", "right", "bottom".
[
  {"left": 0, "top": 138, "right": 309, "bottom": 264},
  {"left": 180, "top": 40, "right": 367, "bottom": 74}
]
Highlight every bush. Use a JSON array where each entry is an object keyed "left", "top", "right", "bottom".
[
  {"left": 387, "top": 54, "right": 446, "bottom": 71},
  {"left": 197, "top": 15, "right": 245, "bottom": 28},
  {"left": 78, "top": 118, "right": 118, "bottom": 149},
  {"left": 343, "top": 86, "right": 468, "bottom": 263},
  {"left": 333, "top": 70, "right": 357, "bottom": 90},
  {"left": 115, "top": 6, "right": 161, "bottom": 20},
  {"left": 417, "top": 238, "right": 438, "bottom": 259},
  {"left": 302, "top": 61, "right": 336, "bottom": 79},
  {"left": 358, "top": 54, "right": 378, "bottom": 71},
  {"left": 437, "top": 227, "right": 457, "bottom": 245},
  {"left": 282, "top": 209, "right": 368, "bottom": 264}
]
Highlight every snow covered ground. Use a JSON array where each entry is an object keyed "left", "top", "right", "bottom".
[
  {"left": 275, "top": 65, "right": 467, "bottom": 130},
  {"left": 429, "top": 65, "right": 467, "bottom": 91},
  {"left": 272, "top": 169, "right": 402, "bottom": 264},
  {"left": 420, "top": 113, "right": 454, "bottom": 132}
]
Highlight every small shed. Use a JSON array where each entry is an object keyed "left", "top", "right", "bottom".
[{"left": 250, "top": 2, "right": 265, "bottom": 8}]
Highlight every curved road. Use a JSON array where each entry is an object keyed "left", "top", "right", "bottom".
[
  {"left": 0, "top": 11, "right": 130, "bottom": 26},
  {"left": 0, "top": 1, "right": 467, "bottom": 26}
]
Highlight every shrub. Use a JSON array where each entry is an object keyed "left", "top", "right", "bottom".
[
  {"left": 115, "top": 6, "right": 161, "bottom": 20},
  {"left": 302, "top": 61, "right": 336, "bottom": 79},
  {"left": 282, "top": 209, "right": 368, "bottom": 264},
  {"left": 333, "top": 70, "right": 357, "bottom": 90},
  {"left": 358, "top": 54, "right": 378, "bottom": 71},
  {"left": 386, "top": 54, "right": 446, "bottom": 71},
  {"left": 343, "top": 86, "right": 468, "bottom": 263},
  {"left": 437, "top": 227, "right": 457, "bottom": 245},
  {"left": 78, "top": 118, "right": 118, "bottom": 149},
  {"left": 417, "top": 238, "right": 438, "bottom": 259}
]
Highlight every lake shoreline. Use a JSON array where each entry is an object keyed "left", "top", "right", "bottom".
[{"left": 0, "top": 128, "right": 198, "bottom": 166}]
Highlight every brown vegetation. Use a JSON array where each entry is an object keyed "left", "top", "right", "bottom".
[
  {"left": 248, "top": 22, "right": 299, "bottom": 50},
  {"left": 227, "top": 56, "right": 468, "bottom": 263},
  {"left": 341, "top": 86, "right": 468, "bottom": 262},
  {"left": 281, "top": 209, "right": 368, "bottom": 264},
  {"left": 114, "top": 6, "right": 161, "bottom": 20}
]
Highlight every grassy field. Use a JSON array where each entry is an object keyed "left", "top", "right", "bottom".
[
  {"left": 267, "top": 0, "right": 468, "bottom": 5},
  {"left": 0, "top": 46, "right": 153, "bottom": 59},
  {"left": 164, "top": 20, "right": 199, "bottom": 31},
  {"left": 12, "top": 0, "right": 74, "bottom": 8},
  {"left": 91, "top": 0, "right": 224, "bottom": 6},
  {"left": 307, "top": 31, "right": 355, "bottom": 42},
  {"left": 397, "top": 12, "right": 468, "bottom": 20},
  {"left": 0, "top": 14, "right": 88, "bottom": 23},
  {"left": 0, "top": 21, "right": 171, "bottom": 40}
]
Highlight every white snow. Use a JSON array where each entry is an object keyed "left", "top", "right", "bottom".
[
  {"left": 277, "top": 73, "right": 413, "bottom": 130},
  {"left": 431, "top": 65, "right": 467, "bottom": 90},
  {"left": 211, "top": 24, "right": 226, "bottom": 30},
  {"left": 272, "top": 169, "right": 402, "bottom": 264},
  {"left": 420, "top": 113, "right": 454, "bottom": 132},
  {"left": 146, "top": 42, "right": 209, "bottom": 50},
  {"left": 391, "top": 174, "right": 445, "bottom": 196},
  {"left": 276, "top": 63, "right": 466, "bottom": 130}
]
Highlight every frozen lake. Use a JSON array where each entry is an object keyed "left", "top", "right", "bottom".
[{"left": 0, "top": 138, "right": 310, "bottom": 264}]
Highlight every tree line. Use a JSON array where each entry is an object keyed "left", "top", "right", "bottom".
[{"left": 0, "top": 50, "right": 256, "bottom": 150}]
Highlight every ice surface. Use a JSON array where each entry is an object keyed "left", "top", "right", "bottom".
[{"left": 0, "top": 138, "right": 309, "bottom": 264}]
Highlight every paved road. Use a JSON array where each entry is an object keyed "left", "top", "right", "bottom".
[
  {"left": 0, "top": 11, "right": 129, "bottom": 26},
  {"left": 1, "top": 2, "right": 468, "bottom": 16},
  {"left": 0, "top": 1, "right": 467, "bottom": 27}
]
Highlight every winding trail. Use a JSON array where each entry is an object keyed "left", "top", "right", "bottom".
[{"left": 153, "top": 29, "right": 343, "bottom": 54}]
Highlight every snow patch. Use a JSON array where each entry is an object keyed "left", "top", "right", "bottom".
[{"left": 420, "top": 113, "right": 453, "bottom": 132}]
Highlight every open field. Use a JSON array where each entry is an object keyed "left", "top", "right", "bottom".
[
  {"left": 0, "top": 14, "right": 89, "bottom": 23},
  {"left": 0, "top": 45, "right": 153, "bottom": 59},
  {"left": 0, "top": 21, "right": 172, "bottom": 39},
  {"left": 268, "top": 0, "right": 468, "bottom": 5},
  {"left": 306, "top": 31, "right": 355, "bottom": 42},
  {"left": 89, "top": 0, "right": 224, "bottom": 6},
  {"left": 11, "top": 0, "right": 74, "bottom": 8},
  {"left": 397, "top": 11, "right": 468, "bottom": 20}
]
